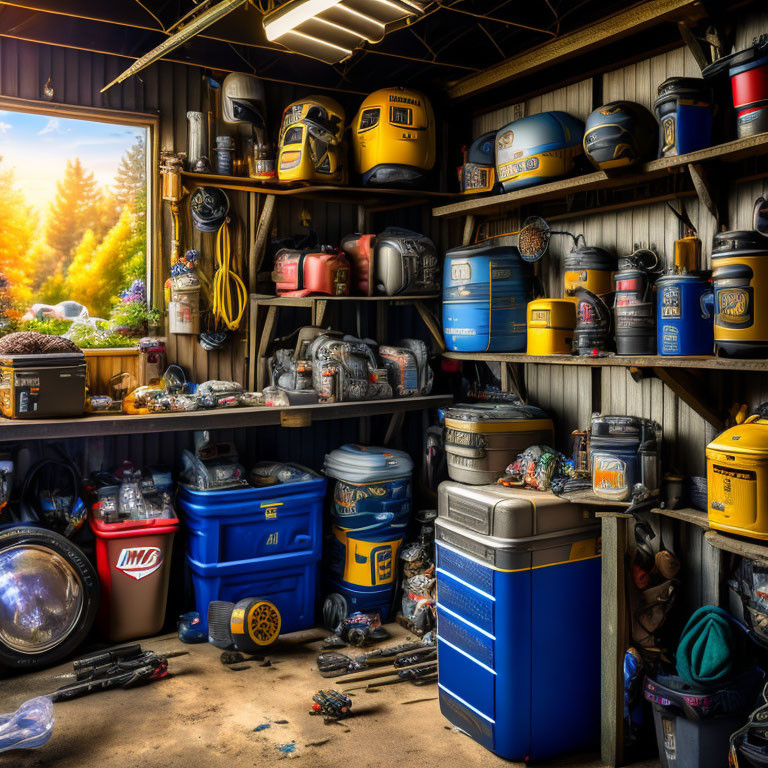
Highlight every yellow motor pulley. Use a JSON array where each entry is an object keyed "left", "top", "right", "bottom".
[{"left": 212, "top": 219, "right": 247, "bottom": 332}]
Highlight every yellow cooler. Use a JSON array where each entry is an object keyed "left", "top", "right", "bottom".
[
  {"left": 527, "top": 298, "right": 577, "bottom": 355},
  {"left": 706, "top": 415, "right": 768, "bottom": 539}
]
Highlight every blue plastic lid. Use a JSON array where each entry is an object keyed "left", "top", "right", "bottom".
[{"left": 323, "top": 445, "right": 413, "bottom": 483}]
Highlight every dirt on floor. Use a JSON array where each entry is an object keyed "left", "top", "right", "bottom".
[{"left": 0, "top": 624, "right": 660, "bottom": 768}]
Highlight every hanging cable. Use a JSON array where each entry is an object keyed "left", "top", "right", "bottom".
[{"left": 212, "top": 218, "right": 247, "bottom": 332}]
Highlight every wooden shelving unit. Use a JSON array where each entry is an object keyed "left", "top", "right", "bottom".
[
  {"left": 432, "top": 133, "right": 768, "bottom": 220},
  {"left": 651, "top": 506, "right": 709, "bottom": 529},
  {"left": 181, "top": 170, "right": 455, "bottom": 210},
  {"left": 442, "top": 351, "right": 768, "bottom": 372},
  {"left": 0, "top": 394, "right": 452, "bottom": 442}
]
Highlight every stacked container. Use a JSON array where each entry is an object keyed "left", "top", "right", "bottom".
[
  {"left": 443, "top": 403, "right": 554, "bottom": 484},
  {"left": 613, "top": 268, "right": 656, "bottom": 355},
  {"left": 653, "top": 77, "right": 713, "bottom": 156},
  {"left": 177, "top": 472, "right": 326, "bottom": 633},
  {"left": 323, "top": 445, "right": 412, "bottom": 620},
  {"left": 435, "top": 483, "right": 601, "bottom": 761}
]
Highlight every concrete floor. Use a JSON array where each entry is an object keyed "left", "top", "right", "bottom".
[{"left": 1, "top": 624, "right": 661, "bottom": 768}]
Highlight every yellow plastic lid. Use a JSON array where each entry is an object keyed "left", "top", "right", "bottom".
[{"left": 708, "top": 418, "right": 768, "bottom": 455}]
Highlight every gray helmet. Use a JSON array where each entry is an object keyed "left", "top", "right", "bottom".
[{"left": 222, "top": 72, "right": 267, "bottom": 129}]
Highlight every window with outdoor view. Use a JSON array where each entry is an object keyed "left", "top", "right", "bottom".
[{"left": 0, "top": 109, "right": 154, "bottom": 348}]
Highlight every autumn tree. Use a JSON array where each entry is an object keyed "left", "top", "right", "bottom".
[
  {"left": 43, "top": 158, "right": 104, "bottom": 277},
  {"left": 0, "top": 162, "right": 39, "bottom": 308}
]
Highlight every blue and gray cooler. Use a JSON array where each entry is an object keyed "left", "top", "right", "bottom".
[
  {"left": 435, "top": 482, "right": 602, "bottom": 762},
  {"left": 323, "top": 445, "right": 413, "bottom": 621}
]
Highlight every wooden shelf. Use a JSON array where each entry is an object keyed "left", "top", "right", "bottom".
[
  {"left": 431, "top": 133, "right": 768, "bottom": 220},
  {"left": 705, "top": 529, "right": 768, "bottom": 566},
  {"left": 442, "top": 351, "right": 768, "bottom": 372},
  {"left": 651, "top": 506, "right": 710, "bottom": 529},
  {"left": 181, "top": 171, "right": 455, "bottom": 209},
  {"left": 250, "top": 293, "right": 440, "bottom": 305},
  {"left": 0, "top": 394, "right": 452, "bottom": 442}
]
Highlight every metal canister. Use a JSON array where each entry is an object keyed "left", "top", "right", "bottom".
[
  {"left": 614, "top": 302, "right": 656, "bottom": 355},
  {"left": 712, "top": 230, "right": 768, "bottom": 357},
  {"left": 653, "top": 77, "right": 713, "bottom": 156},
  {"left": 656, "top": 273, "right": 714, "bottom": 356},
  {"left": 215, "top": 135, "right": 235, "bottom": 176},
  {"left": 563, "top": 244, "right": 615, "bottom": 295}
]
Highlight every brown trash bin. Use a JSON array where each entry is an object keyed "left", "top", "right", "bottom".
[{"left": 90, "top": 514, "right": 179, "bottom": 642}]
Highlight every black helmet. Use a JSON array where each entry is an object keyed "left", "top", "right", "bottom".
[
  {"left": 583, "top": 101, "right": 658, "bottom": 172},
  {"left": 190, "top": 187, "right": 230, "bottom": 232}
]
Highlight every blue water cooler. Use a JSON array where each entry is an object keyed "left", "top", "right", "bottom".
[
  {"left": 657, "top": 273, "right": 714, "bottom": 356},
  {"left": 442, "top": 243, "right": 533, "bottom": 352},
  {"left": 435, "top": 482, "right": 602, "bottom": 762}
]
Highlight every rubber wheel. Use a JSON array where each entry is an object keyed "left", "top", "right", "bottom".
[{"left": 0, "top": 526, "right": 99, "bottom": 671}]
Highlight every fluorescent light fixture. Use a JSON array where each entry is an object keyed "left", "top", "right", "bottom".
[{"left": 263, "top": 0, "right": 423, "bottom": 64}]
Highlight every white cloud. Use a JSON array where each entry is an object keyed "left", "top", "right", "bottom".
[
  {"left": 0, "top": 122, "right": 11, "bottom": 135},
  {"left": 37, "top": 117, "right": 63, "bottom": 135}
]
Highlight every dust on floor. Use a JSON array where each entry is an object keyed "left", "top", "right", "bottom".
[{"left": 0, "top": 625, "right": 660, "bottom": 768}]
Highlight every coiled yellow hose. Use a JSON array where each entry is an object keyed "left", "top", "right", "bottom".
[{"left": 212, "top": 219, "right": 247, "bottom": 331}]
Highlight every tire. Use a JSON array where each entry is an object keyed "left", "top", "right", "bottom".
[{"left": 0, "top": 525, "right": 99, "bottom": 671}]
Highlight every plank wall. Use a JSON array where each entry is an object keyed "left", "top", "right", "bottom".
[{"left": 468, "top": 8, "right": 768, "bottom": 479}]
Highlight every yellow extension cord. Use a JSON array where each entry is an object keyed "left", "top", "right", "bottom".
[{"left": 212, "top": 219, "right": 247, "bottom": 332}]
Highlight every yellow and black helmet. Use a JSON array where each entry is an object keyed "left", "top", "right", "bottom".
[
  {"left": 352, "top": 87, "right": 436, "bottom": 187},
  {"left": 277, "top": 95, "right": 347, "bottom": 184}
]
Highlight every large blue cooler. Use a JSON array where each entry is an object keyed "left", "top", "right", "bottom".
[
  {"left": 435, "top": 482, "right": 601, "bottom": 762},
  {"left": 443, "top": 243, "right": 533, "bottom": 352},
  {"left": 323, "top": 445, "right": 412, "bottom": 621},
  {"left": 178, "top": 477, "right": 326, "bottom": 632}
]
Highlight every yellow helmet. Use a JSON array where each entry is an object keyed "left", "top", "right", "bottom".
[
  {"left": 277, "top": 95, "right": 347, "bottom": 184},
  {"left": 352, "top": 87, "right": 436, "bottom": 186}
]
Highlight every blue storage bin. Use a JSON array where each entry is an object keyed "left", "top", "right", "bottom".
[
  {"left": 177, "top": 479, "right": 325, "bottom": 566},
  {"left": 436, "top": 483, "right": 602, "bottom": 762},
  {"left": 188, "top": 553, "right": 319, "bottom": 633},
  {"left": 443, "top": 243, "right": 533, "bottom": 352}
]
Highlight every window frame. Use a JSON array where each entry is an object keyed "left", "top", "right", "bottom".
[{"left": 0, "top": 95, "right": 160, "bottom": 310}]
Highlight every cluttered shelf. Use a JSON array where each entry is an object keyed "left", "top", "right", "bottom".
[
  {"left": 180, "top": 171, "right": 455, "bottom": 207},
  {"left": 251, "top": 294, "right": 441, "bottom": 305},
  {"left": 442, "top": 351, "right": 768, "bottom": 372},
  {"left": 431, "top": 132, "right": 768, "bottom": 219},
  {"left": 0, "top": 394, "right": 452, "bottom": 442}
]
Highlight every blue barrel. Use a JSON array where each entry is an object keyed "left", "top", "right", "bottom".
[
  {"left": 654, "top": 77, "right": 713, "bottom": 156},
  {"left": 657, "top": 273, "right": 714, "bottom": 356},
  {"left": 442, "top": 243, "right": 533, "bottom": 352}
]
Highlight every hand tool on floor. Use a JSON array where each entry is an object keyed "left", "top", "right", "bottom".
[
  {"left": 335, "top": 660, "right": 437, "bottom": 686},
  {"left": 316, "top": 639, "right": 434, "bottom": 677},
  {"left": 342, "top": 663, "right": 439, "bottom": 691}
]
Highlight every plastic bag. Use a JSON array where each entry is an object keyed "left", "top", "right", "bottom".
[
  {"left": 0, "top": 697, "right": 54, "bottom": 754},
  {"left": 501, "top": 445, "right": 577, "bottom": 491}
]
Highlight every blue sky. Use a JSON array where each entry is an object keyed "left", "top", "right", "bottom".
[{"left": 0, "top": 110, "right": 146, "bottom": 223}]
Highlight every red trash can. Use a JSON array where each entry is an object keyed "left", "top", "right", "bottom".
[{"left": 90, "top": 514, "right": 179, "bottom": 642}]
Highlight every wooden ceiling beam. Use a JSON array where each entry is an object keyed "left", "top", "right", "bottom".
[{"left": 446, "top": 0, "right": 707, "bottom": 100}]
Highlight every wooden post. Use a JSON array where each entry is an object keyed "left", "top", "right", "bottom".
[
  {"left": 600, "top": 513, "right": 628, "bottom": 767},
  {"left": 249, "top": 193, "right": 276, "bottom": 293},
  {"left": 256, "top": 304, "right": 278, "bottom": 390},
  {"left": 461, "top": 214, "right": 476, "bottom": 245}
]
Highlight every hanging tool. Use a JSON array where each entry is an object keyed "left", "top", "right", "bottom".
[
  {"left": 212, "top": 218, "right": 247, "bottom": 332},
  {"left": 667, "top": 200, "right": 701, "bottom": 273},
  {"left": 342, "top": 662, "right": 438, "bottom": 691}
]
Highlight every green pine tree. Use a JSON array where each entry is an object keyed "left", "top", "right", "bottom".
[{"left": 113, "top": 136, "right": 146, "bottom": 212}]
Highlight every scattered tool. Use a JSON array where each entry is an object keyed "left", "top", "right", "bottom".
[
  {"left": 317, "top": 642, "right": 436, "bottom": 677},
  {"left": 335, "top": 660, "right": 437, "bottom": 686},
  {"left": 49, "top": 644, "right": 175, "bottom": 702},
  {"left": 310, "top": 690, "right": 352, "bottom": 722},
  {"left": 343, "top": 662, "right": 439, "bottom": 691}
]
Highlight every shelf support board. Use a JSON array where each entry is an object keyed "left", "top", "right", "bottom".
[{"left": 651, "top": 366, "right": 724, "bottom": 429}]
